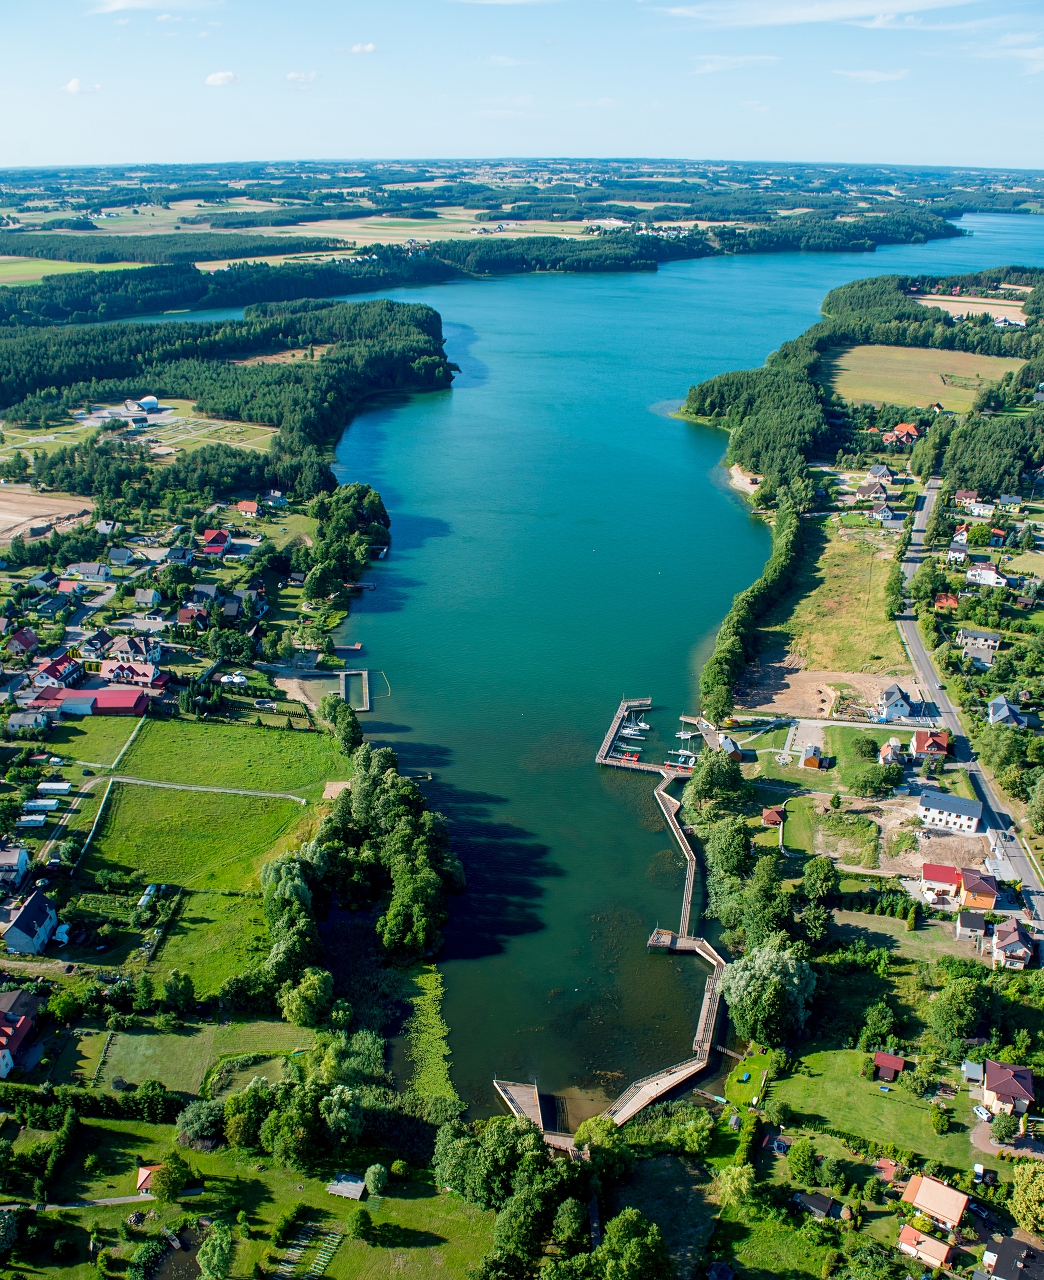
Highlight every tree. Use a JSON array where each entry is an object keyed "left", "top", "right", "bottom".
[
  {"left": 278, "top": 967, "right": 333, "bottom": 1027},
  {"left": 1013, "top": 1160, "right": 1044, "bottom": 1233},
  {"left": 176, "top": 1099, "right": 226, "bottom": 1150},
  {"left": 365, "top": 1163, "right": 388, "bottom": 1195},
  {"left": 47, "top": 988, "right": 81, "bottom": 1023},
  {"left": 857, "top": 1001, "right": 894, "bottom": 1051},
  {"left": 821, "top": 1156, "right": 841, "bottom": 1188},
  {"left": 348, "top": 1208, "right": 372, "bottom": 1243},
  {"left": 163, "top": 969, "right": 195, "bottom": 1014},
  {"left": 1022, "top": 523, "right": 1037, "bottom": 551},
  {"left": 720, "top": 935, "right": 816, "bottom": 1047},
  {"left": 705, "top": 818, "right": 753, "bottom": 876},
  {"left": 197, "top": 1218, "right": 233, "bottom": 1280},
  {"left": 552, "top": 1198, "right": 590, "bottom": 1255},
  {"left": 992, "top": 1111, "right": 1019, "bottom": 1144},
  {"left": 320, "top": 1085, "right": 363, "bottom": 1146},
  {"left": 803, "top": 903, "right": 829, "bottom": 943},
  {"left": 1028, "top": 775, "right": 1044, "bottom": 834},
  {"left": 683, "top": 748, "right": 743, "bottom": 811},
  {"left": 149, "top": 1147, "right": 191, "bottom": 1203},
  {"left": 928, "top": 976, "right": 985, "bottom": 1043},
  {"left": 133, "top": 972, "right": 155, "bottom": 1013},
  {"left": 788, "top": 1137, "right": 817, "bottom": 1185},
  {"left": 716, "top": 1162, "right": 755, "bottom": 1209},
  {"left": 0, "top": 1210, "right": 16, "bottom": 1256},
  {"left": 573, "top": 1115, "right": 634, "bottom": 1182},
  {"left": 852, "top": 735, "right": 880, "bottom": 760},
  {"left": 967, "top": 523, "right": 992, "bottom": 547},
  {"left": 802, "top": 856, "right": 838, "bottom": 901},
  {"left": 830, "top": 792, "right": 841, "bottom": 810},
  {"left": 596, "top": 1209, "right": 671, "bottom": 1280}
]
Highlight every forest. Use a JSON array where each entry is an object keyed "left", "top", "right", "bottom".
[
  {"left": 0, "top": 231, "right": 342, "bottom": 264},
  {"left": 3, "top": 298, "right": 454, "bottom": 498}
]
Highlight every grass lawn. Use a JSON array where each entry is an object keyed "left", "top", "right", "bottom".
[
  {"left": 99, "top": 1022, "right": 218, "bottom": 1094},
  {"left": 118, "top": 717, "right": 348, "bottom": 801},
  {"left": 211, "top": 1054, "right": 289, "bottom": 1097},
  {"left": 824, "top": 344, "right": 1026, "bottom": 411},
  {"left": 0, "top": 256, "right": 142, "bottom": 286},
  {"left": 823, "top": 726, "right": 886, "bottom": 789},
  {"left": 47, "top": 714, "right": 143, "bottom": 767},
  {"left": 156, "top": 890, "right": 270, "bottom": 997},
  {"left": 754, "top": 518, "right": 910, "bottom": 675},
  {"left": 725, "top": 1052, "right": 773, "bottom": 1107},
  {"left": 210, "top": 1014, "right": 316, "bottom": 1059},
  {"left": 782, "top": 798, "right": 816, "bottom": 856},
  {"left": 716, "top": 1202, "right": 829, "bottom": 1280},
  {"left": 828, "top": 909, "right": 988, "bottom": 965},
  {"left": 773, "top": 1049, "right": 1002, "bottom": 1173},
  {"left": 83, "top": 783, "right": 307, "bottom": 889}
]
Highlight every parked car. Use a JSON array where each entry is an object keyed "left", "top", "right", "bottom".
[
  {"left": 974, "top": 1105, "right": 992, "bottom": 1123},
  {"left": 969, "top": 1202, "right": 989, "bottom": 1219}
]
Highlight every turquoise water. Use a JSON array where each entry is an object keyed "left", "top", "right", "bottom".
[{"left": 146, "top": 215, "right": 1044, "bottom": 1115}]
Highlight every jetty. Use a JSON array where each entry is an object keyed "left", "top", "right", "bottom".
[
  {"left": 338, "top": 669, "right": 371, "bottom": 712},
  {"left": 493, "top": 1080, "right": 583, "bottom": 1158}
]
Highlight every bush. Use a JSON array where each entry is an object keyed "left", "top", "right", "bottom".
[
  {"left": 271, "top": 1201, "right": 306, "bottom": 1245},
  {"left": 365, "top": 1163, "right": 388, "bottom": 1195},
  {"left": 992, "top": 1112, "right": 1019, "bottom": 1144},
  {"left": 930, "top": 1106, "right": 951, "bottom": 1135}
]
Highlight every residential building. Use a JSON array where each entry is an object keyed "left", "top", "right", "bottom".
[
  {"left": 983, "top": 1059, "right": 1035, "bottom": 1113},
  {"left": 878, "top": 684, "right": 912, "bottom": 721},
  {"left": 34, "top": 598, "right": 63, "bottom": 622},
  {"left": 998, "top": 495, "right": 1023, "bottom": 511},
  {"left": 222, "top": 598, "right": 241, "bottom": 621},
  {"left": 921, "top": 863, "right": 963, "bottom": 899},
  {"left": 953, "top": 524, "right": 969, "bottom": 544},
  {"left": 0, "top": 847, "right": 28, "bottom": 891},
  {"left": 178, "top": 605, "right": 207, "bottom": 627},
  {"left": 109, "top": 633, "right": 161, "bottom": 664},
  {"left": 966, "top": 643, "right": 996, "bottom": 671},
  {"left": 0, "top": 1008, "right": 32, "bottom": 1079},
  {"left": 0, "top": 891, "right": 57, "bottom": 954},
  {"left": 879, "top": 738, "right": 903, "bottom": 767},
  {"left": 133, "top": 588, "right": 161, "bottom": 609},
  {"left": 201, "top": 529, "right": 232, "bottom": 557},
  {"left": 166, "top": 546, "right": 194, "bottom": 568},
  {"left": 990, "top": 528, "right": 1008, "bottom": 548},
  {"left": 189, "top": 583, "right": 220, "bottom": 605},
  {"left": 955, "top": 490, "right": 979, "bottom": 508},
  {"left": 869, "top": 503, "right": 895, "bottom": 522},
  {"left": 32, "top": 655, "right": 82, "bottom": 690},
  {"left": 988, "top": 695, "right": 1027, "bottom": 728},
  {"left": 967, "top": 566, "right": 1010, "bottom": 588},
  {"left": 992, "top": 920, "right": 1035, "bottom": 971},
  {"left": 263, "top": 490, "right": 288, "bottom": 508},
  {"left": 960, "top": 868, "right": 999, "bottom": 911},
  {"left": 986, "top": 1238, "right": 1044, "bottom": 1280},
  {"left": 957, "top": 628, "right": 1001, "bottom": 650},
  {"left": 27, "top": 571, "right": 57, "bottom": 593},
  {"left": 867, "top": 464, "right": 895, "bottom": 483},
  {"left": 55, "top": 579, "right": 84, "bottom": 597},
  {"left": 897, "top": 1225, "right": 954, "bottom": 1268},
  {"left": 793, "top": 1192, "right": 835, "bottom": 1220},
  {"left": 65, "top": 562, "right": 112, "bottom": 583},
  {"left": 856, "top": 482, "right": 887, "bottom": 501},
  {"left": 5, "top": 711, "right": 48, "bottom": 733},
  {"left": 956, "top": 911, "right": 986, "bottom": 942},
  {"left": 108, "top": 548, "right": 135, "bottom": 569},
  {"left": 892, "top": 422, "right": 919, "bottom": 444},
  {"left": 801, "top": 743, "right": 822, "bottom": 769},
  {"left": 236, "top": 500, "right": 259, "bottom": 517},
  {"left": 79, "top": 630, "right": 113, "bottom": 660},
  {"left": 970, "top": 502, "right": 998, "bottom": 519},
  {"left": 718, "top": 736, "right": 742, "bottom": 761},
  {"left": 947, "top": 542, "right": 968, "bottom": 564},
  {"left": 95, "top": 520, "right": 119, "bottom": 537},
  {"left": 934, "top": 593, "right": 959, "bottom": 610},
  {"left": 136, "top": 1166, "right": 163, "bottom": 1194},
  {"left": 909, "top": 729, "right": 949, "bottom": 760},
  {"left": 918, "top": 791, "right": 983, "bottom": 833},
  {"left": 900, "top": 1175, "right": 968, "bottom": 1230},
  {"left": 7, "top": 629, "right": 38, "bottom": 657},
  {"left": 99, "top": 660, "right": 166, "bottom": 689},
  {"left": 873, "top": 1051, "right": 905, "bottom": 1082}
]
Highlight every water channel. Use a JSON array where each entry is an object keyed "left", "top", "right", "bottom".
[{"left": 161, "top": 215, "right": 1044, "bottom": 1117}]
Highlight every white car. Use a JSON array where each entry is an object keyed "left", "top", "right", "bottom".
[{"left": 973, "top": 1105, "right": 992, "bottom": 1123}]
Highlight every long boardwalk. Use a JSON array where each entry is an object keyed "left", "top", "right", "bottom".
[{"left": 595, "top": 698, "right": 727, "bottom": 1126}]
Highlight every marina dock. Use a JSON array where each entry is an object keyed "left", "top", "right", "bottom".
[
  {"left": 338, "top": 669, "right": 371, "bottom": 712},
  {"left": 493, "top": 1080, "right": 582, "bottom": 1157}
]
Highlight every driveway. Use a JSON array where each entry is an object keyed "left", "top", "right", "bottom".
[{"left": 971, "top": 1120, "right": 1044, "bottom": 1160}]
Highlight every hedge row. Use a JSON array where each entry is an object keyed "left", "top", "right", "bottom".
[{"left": 0, "top": 1079, "right": 183, "bottom": 1123}]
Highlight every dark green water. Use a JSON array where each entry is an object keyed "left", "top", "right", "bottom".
[{"left": 319, "top": 215, "right": 1044, "bottom": 1116}]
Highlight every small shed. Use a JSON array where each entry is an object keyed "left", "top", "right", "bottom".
[
  {"left": 326, "top": 1172, "right": 366, "bottom": 1200},
  {"left": 137, "top": 1164, "right": 163, "bottom": 1193},
  {"left": 873, "top": 1051, "right": 906, "bottom": 1082},
  {"left": 762, "top": 807, "right": 785, "bottom": 827},
  {"left": 801, "top": 744, "right": 822, "bottom": 769},
  {"left": 962, "top": 1060, "right": 984, "bottom": 1084}
]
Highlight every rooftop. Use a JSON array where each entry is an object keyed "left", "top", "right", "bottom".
[{"left": 919, "top": 791, "right": 984, "bottom": 820}]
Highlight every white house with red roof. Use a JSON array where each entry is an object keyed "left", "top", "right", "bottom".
[
  {"left": 983, "top": 1059, "right": 1035, "bottom": 1114},
  {"left": 7, "top": 628, "right": 38, "bottom": 657},
  {"left": 32, "top": 654, "right": 82, "bottom": 690},
  {"left": 920, "top": 863, "right": 962, "bottom": 899},
  {"left": 909, "top": 729, "right": 949, "bottom": 760},
  {"left": 99, "top": 660, "right": 167, "bottom": 689},
  {"left": 201, "top": 529, "right": 232, "bottom": 557}
]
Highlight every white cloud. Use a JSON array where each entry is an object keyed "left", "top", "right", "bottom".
[
  {"left": 91, "top": 0, "right": 207, "bottom": 10},
  {"left": 693, "top": 52, "right": 780, "bottom": 71},
  {"left": 662, "top": 0, "right": 977, "bottom": 26},
  {"left": 975, "top": 37, "right": 1044, "bottom": 73},
  {"left": 157, "top": 12, "right": 182, "bottom": 19},
  {"left": 487, "top": 54, "right": 522, "bottom": 65},
  {"left": 205, "top": 70, "right": 237, "bottom": 86},
  {"left": 287, "top": 71, "right": 316, "bottom": 85},
  {"left": 63, "top": 77, "right": 101, "bottom": 93},
  {"left": 833, "top": 67, "right": 909, "bottom": 81},
  {"left": 351, "top": 42, "right": 376, "bottom": 53}
]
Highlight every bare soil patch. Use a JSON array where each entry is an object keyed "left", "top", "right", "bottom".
[
  {"left": 916, "top": 296, "right": 1027, "bottom": 323},
  {"left": 0, "top": 487, "right": 93, "bottom": 543},
  {"left": 232, "top": 344, "right": 332, "bottom": 367},
  {"left": 735, "top": 652, "right": 918, "bottom": 718}
]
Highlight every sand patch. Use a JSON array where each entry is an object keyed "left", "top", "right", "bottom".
[
  {"left": 0, "top": 487, "right": 93, "bottom": 543},
  {"left": 735, "top": 654, "right": 927, "bottom": 719},
  {"left": 915, "top": 296, "right": 1027, "bottom": 323}
]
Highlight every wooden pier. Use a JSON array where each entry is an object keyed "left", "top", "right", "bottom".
[
  {"left": 493, "top": 1079, "right": 583, "bottom": 1158},
  {"left": 338, "top": 669, "right": 371, "bottom": 712}
]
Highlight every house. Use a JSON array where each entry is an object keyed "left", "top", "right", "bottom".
[
  {"left": 95, "top": 520, "right": 119, "bottom": 537},
  {"left": 934, "top": 593, "right": 959, "bottom": 611},
  {"left": 910, "top": 729, "right": 949, "bottom": 760},
  {"left": 988, "top": 695, "right": 1027, "bottom": 728},
  {"left": 7, "top": 629, "right": 38, "bottom": 657},
  {"left": 762, "top": 806, "right": 785, "bottom": 827},
  {"left": 6, "top": 711, "right": 48, "bottom": 733},
  {"left": 0, "top": 1009, "right": 33, "bottom": 1080},
  {"left": 55, "top": 579, "right": 84, "bottom": 597},
  {"left": 986, "top": 1237, "right": 1044, "bottom": 1280},
  {"left": 801, "top": 743, "right": 822, "bottom": 769},
  {"left": 27, "top": 571, "right": 57, "bottom": 593},
  {"left": 136, "top": 1165, "right": 163, "bottom": 1194},
  {"left": 921, "top": 863, "right": 963, "bottom": 898},
  {"left": 867, "top": 464, "right": 895, "bottom": 483},
  {"left": 289, "top": 571, "right": 306, "bottom": 586},
  {"left": 998, "top": 495, "right": 1023, "bottom": 512},
  {"left": 99, "top": 660, "right": 166, "bottom": 689},
  {"left": 897, "top": 1224, "right": 954, "bottom": 1268},
  {"left": 957, "top": 628, "right": 1000, "bottom": 651},
  {"left": 166, "top": 545, "right": 194, "bottom": 568},
  {"left": 34, "top": 597, "right": 64, "bottom": 622},
  {"left": 966, "top": 643, "right": 996, "bottom": 671},
  {"left": 108, "top": 548, "right": 135, "bottom": 569},
  {"left": 236, "top": 500, "right": 259, "bottom": 517},
  {"left": 892, "top": 422, "right": 919, "bottom": 444},
  {"left": 962, "top": 1060, "right": 984, "bottom": 1083},
  {"left": 918, "top": 792, "right": 983, "bottom": 833},
  {"left": 878, "top": 684, "right": 912, "bottom": 721},
  {"left": 900, "top": 1174, "right": 968, "bottom": 1230},
  {"left": 947, "top": 542, "right": 968, "bottom": 564},
  {"left": 967, "top": 566, "right": 1010, "bottom": 588},
  {"left": 956, "top": 911, "right": 986, "bottom": 942},
  {"left": 200, "top": 529, "right": 232, "bottom": 557},
  {"left": 110, "top": 633, "right": 162, "bottom": 664},
  {"left": 970, "top": 502, "right": 998, "bottom": 520},
  {"left": 65, "top": 562, "right": 112, "bottom": 583},
  {"left": 990, "top": 528, "right": 1008, "bottom": 548},
  {"left": 856, "top": 482, "right": 887, "bottom": 501},
  {"left": 718, "top": 736, "right": 742, "bottom": 761},
  {"left": 79, "top": 630, "right": 113, "bottom": 660},
  {"left": 0, "top": 848, "right": 29, "bottom": 891},
  {"left": 960, "top": 867, "right": 999, "bottom": 911},
  {"left": 178, "top": 605, "right": 208, "bottom": 627},
  {"left": 879, "top": 738, "right": 903, "bottom": 767},
  {"left": 953, "top": 524, "right": 970, "bottom": 544},
  {"left": 956, "top": 490, "right": 979, "bottom": 508},
  {"left": 0, "top": 891, "right": 57, "bottom": 954},
  {"left": 992, "top": 920, "right": 1035, "bottom": 972},
  {"left": 870, "top": 503, "right": 895, "bottom": 522},
  {"left": 793, "top": 1192, "right": 835, "bottom": 1220},
  {"left": 873, "top": 1051, "right": 906, "bottom": 1082},
  {"left": 189, "top": 583, "right": 220, "bottom": 605},
  {"left": 133, "top": 588, "right": 161, "bottom": 609},
  {"left": 222, "top": 598, "right": 241, "bottom": 622},
  {"left": 983, "top": 1058, "right": 1035, "bottom": 1113},
  {"left": 264, "top": 490, "right": 288, "bottom": 508},
  {"left": 32, "top": 656, "right": 82, "bottom": 690}
]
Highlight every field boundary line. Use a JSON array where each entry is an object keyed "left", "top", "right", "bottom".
[
  {"left": 110, "top": 775, "right": 308, "bottom": 804},
  {"left": 109, "top": 714, "right": 148, "bottom": 771},
  {"left": 73, "top": 777, "right": 115, "bottom": 871}
]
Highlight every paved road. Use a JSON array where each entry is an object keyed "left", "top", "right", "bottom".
[{"left": 897, "top": 478, "right": 1044, "bottom": 921}]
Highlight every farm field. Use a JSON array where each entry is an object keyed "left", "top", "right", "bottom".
[
  {"left": 825, "top": 344, "right": 1026, "bottom": 410},
  {"left": 754, "top": 518, "right": 909, "bottom": 675},
  {"left": 118, "top": 718, "right": 348, "bottom": 800},
  {"left": 48, "top": 714, "right": 143, "bottom": 767},
  {"left": 0, "top": 255, "right": 141, "bottom": 286},
  {"left": 83, "top": 782, "right": 307, "bottom": 888},
  {"left": 157, "top": 889, "right": 270, "bottom": 996}
]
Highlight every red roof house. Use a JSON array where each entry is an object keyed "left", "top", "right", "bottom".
[
  {"left": 873, "top": 1051, "right": 906, "bottom": 1082},
  {"left": 910, "top": 729, "right": 950, "bottom": 759},
  {"left": 201, "top": 529, "right": 232, "bottom": 556},
  {"left": 236, "top": 500, "right": 258, "bottom": 517},
  {"left": 0, "top": 1013, "right": 32, "bottom": 1078},
  {"left": 99, "top": 659, "right": 168, "bottom": 688},
  {"left": 762, "top": 807, "right": 785, "bottom": 827},
  {"left": 921, "top": 863, "right": 962, "bottom": 894},
  {"left": 7, "top": 628, "right": 38, "bottom": 656},
  {"left": 136, "top": 1165, "right": 163, "bottom": 1193}
]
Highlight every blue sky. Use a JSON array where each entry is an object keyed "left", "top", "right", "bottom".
[{"left": 2, "top": 0, "right": 1043, "bottom": 168}]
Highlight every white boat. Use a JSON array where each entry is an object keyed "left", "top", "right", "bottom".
[
  {"left": 619, "top": 728, "right": 645, "bottom": 739},
  {"left": 636, "top": 719, "right": 651, "bottom": 730},
  {"left": 676, "top": 730, "right": 695, "bottom": 740}
]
